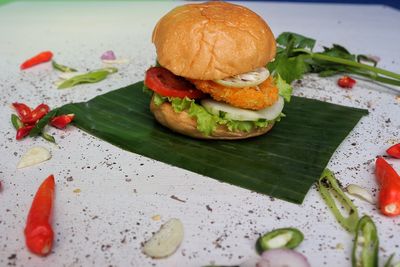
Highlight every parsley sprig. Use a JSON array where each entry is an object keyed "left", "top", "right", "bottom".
[{"left": 268, "top": 32, "right": 400, "bottom": 88}]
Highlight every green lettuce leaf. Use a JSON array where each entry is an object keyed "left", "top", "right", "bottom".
[
  {"left": 153, "top": 93, "right": 280, "bottom": 136},
  {"left": 187, "top": 101, "right": 219, "bottom": 135},
  {"left": 153, "top": 93, "right": 166, "bottom": 106}
]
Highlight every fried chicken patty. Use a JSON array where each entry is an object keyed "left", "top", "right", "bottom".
[{"left": 190, "top": 77, "right": 279, "bottom": 110}]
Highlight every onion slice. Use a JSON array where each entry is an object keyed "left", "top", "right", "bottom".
[
  {"left": 215, "top": 67, "right": 270, "bottom": 88},
  {"left": 201, "top": 96, "right": 284, "bottom": 122},
  {"left": 261, "top": 248, "right": 311, "bottom": 267}
]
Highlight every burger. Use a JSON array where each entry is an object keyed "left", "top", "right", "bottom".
[{"left": 144, "top": 1, "right": 291, "bottom": 139}]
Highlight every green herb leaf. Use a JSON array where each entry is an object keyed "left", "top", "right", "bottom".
[
  {"left": 41, "top": 132, "right": 56, "bottom": 143},
  {"left": 317, "top": 168, "right": 359, "bottom": 233},
  {"left": 268, "top": 53, "right": 310, "bottom": 84},
  {"left": 273, "top": 32, "right": 400, "bottom": 88},
  {"left": 275, "top": 74, "right": 293, "bottom": 102},
  {"left": 29, "top": 109, "right": 59, "bottom": 137},
  {"left": 276, "top": 32, "right": 316, "bottom": 51},
  {"left": 352, "top": 215, "right": 379, "bottom": 267},
  {"left": 58, "top": 67, "right": 118, "bottom": 89},
  {"left": 52, "top": 60, "right": 77, "bottom": 72},
  {"left": 383, "top": 253, "right": 395, "bottom": 267},
  {"left": 11, "top": 114, "right": 23, "bottom": 130},
  {"left": 321, "top": 44, "right": 356, "bottom": 61}
]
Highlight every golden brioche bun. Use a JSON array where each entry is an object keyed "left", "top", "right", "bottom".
[
  {"left": 152, "top": 1, "right": 276, "bottom": 80},
  {"left": 150, "top": 96, "right": 274, "bottom": 140}
]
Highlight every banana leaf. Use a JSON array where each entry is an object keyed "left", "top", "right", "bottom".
[{"left": 59, "top": 81, "right": 368, "bottom": 204}]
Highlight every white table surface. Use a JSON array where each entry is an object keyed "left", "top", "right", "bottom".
[{"left": 0, "top": 1, "right": 399, "bottom": 266}]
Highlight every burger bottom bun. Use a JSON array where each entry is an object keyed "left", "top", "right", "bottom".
[{"left": 150, "top": 96, "right": 274, "bottom": 140}]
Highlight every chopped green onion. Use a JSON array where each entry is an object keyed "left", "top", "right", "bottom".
[
  {"left": 352, "top": 215, "right": 379, "bottom": 267},
  {"left": 52, "top": 60, "right": 77, "bottom": 72},
  {"left": 256, "top": 228, "right": 304, "bottom": 253},
  {"left": 58, "top": 67, "right": 118, "bottom": 89},
  {"left": 41, "top": 132, "right": 56, "bottom": 143},
  {"left": 317, "top": 169, "right": 359, "bottom": 233},
  {"left": 11, "top": 114, "right": 23, "bottom": 130},
  {"left": 384, "top": 254, "right": 395, "bottom": 267},
  {"left": 29, "top": 109, "right": 59, "bottom": 137}
]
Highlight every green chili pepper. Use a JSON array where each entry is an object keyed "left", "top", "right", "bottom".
[
  {"left": 52, "top": 60, "right": 77, "bottom": 72},
  {"left": 58, "top": 67, "right": 118, "bottom": 89},
  {"left": 317, "top": 168, "right": 359, "bottom": 233},
  {"left": 11, "top": 114, "right": 23, "bottom": 130},
  {"left": 41, "top": 132, "right": 55, "bottom": 143},
  {"left": 352, "top": 215, "right": 379, "bottom": 267},
  {"left": 256, "top": 227, "right": 304, "bottom": 253}
]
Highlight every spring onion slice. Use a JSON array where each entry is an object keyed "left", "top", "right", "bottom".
[
  {"left": 11, "top": 114, "right": 23, "bottom": 130},
  {"left": 352, "top": 215, "right": 379, "bottom": 267},
  {"left": 214, "top": 67, "right": 270, "bottom": 88},
  {"left": 41, "top": 132, "right": 56, "bottom": 143},
  {"left": 256, "top": 227, "right": 304, "bottom": 253},
  {"left": 317, "top": 169, "right": 359, "bottom": 233},
  {"left": 52, "top": 60, "right": 77, "bottom": 72}
]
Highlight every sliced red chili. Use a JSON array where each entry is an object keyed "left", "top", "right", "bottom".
[
  {"left": 20, "top": 51, "right": 53, "bottom": 70},
  {"left": 16, "top": 125, "right": 35, "bottom": 140},
  {"left": 375, "top": 157, "right": 400, "bottom": 217},
  {"left": 337, "top": 76, "right": 356, "bottom": 89},
  {"left": 24, "top": 175, "right": 55, "bottom": 256},
  {"left": 387, "top": 143, "right": 400, "bottom": 159},
  {"left": 50, "top": 114, "right": 75, "bottom": 129},
  {"left": 12, "top": 102, "right": 32, "bottom": 120},
  {"left": 21, "top": 104, "right": 50, "bottom": 125}
]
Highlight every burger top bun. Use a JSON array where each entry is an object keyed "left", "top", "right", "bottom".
[
  {"left": 152, "top": 1, "right": 276, "bottom": 80},
  {"left": 150, "top": 96, "right": 274, "bottom": 140}
]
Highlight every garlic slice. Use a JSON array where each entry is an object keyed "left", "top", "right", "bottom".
[
  {"left": 346, "top": 184, "right": 375, "bottom": 204},
  {"left": 17, "top": 146, "right": 51, "bottom": 169},
  {"left": 143, "top": 218, "right": 184, "bottom": 258}
]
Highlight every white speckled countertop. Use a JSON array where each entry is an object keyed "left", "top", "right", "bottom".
[{"left": 0, "top": 1, "right": 399, "bottom": 266}]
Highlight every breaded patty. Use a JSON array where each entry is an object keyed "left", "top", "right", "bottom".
[{"left": 190, "top": 77, "right": 279, "bottom": 110}]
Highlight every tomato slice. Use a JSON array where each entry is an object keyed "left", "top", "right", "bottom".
[{"left": 144, "top": 67, "right": 205, "bottom": 99}]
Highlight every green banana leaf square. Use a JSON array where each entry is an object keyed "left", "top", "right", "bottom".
[{"left": 59, "top": 81, "right": 368, "bottom": 204}]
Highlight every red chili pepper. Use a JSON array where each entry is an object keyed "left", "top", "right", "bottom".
[
  {"left": 387, "top": 143, "right": 400, "bottom": 159},
  {"left": 375, "top": 157, "right": 400, "bottom": 217},
  {"left": 12, "top": 102, "right": 32, "bottom": 120},
  {"left": 24, "top": 175, "right": 55, "bottom": 256},
  {"left": 20, "top": 51, "right": 53, "bottom": 70},
  {"left": 16, "top": 125, "right": 35, "bottom": 140},
  {"left": 337, "top": 76, "right": 356, "bottom": 89},
  {"left": 21, "top": 104, "right": 50, "bottom": 125},
  {"left": 50, "top": 114, "right": 75, "bottom": 129}
]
